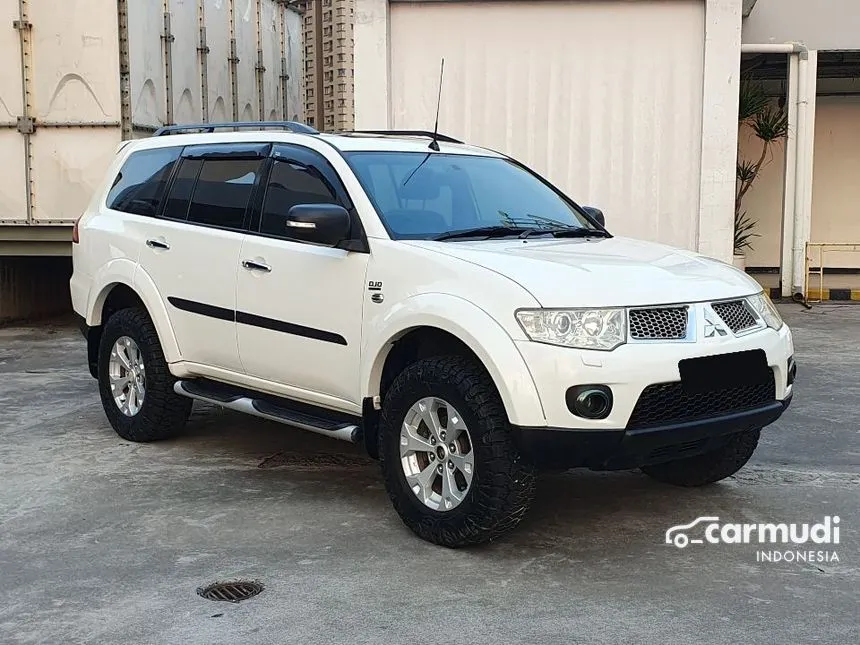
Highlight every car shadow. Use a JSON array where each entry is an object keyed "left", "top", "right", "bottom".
[{"left": 170, "top": 405, "right": 759, "bottom": 560}]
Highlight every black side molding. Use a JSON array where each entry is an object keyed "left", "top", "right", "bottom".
[
  {"left": 235, "top": 311, "right": 347, "bottom": 345},
  {"left": 167, "top": 297, "right": 347, "bottom": 345},
  {"left": 168, "top": 297, "right": 234, "bottom": 322}
]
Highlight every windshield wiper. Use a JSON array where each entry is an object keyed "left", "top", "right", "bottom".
[
  {"left": 498, "top": 212, "right": 608, "bottom": 238},
  {"left": 433, "top": 225, "right": 610, "bottom": 242},
  {"left": 516, "top": 226, "right": 610, "bottom": 239},
  {"left": 433, "top": 226, "right": 533, "bottom": 241},
  {"left": 550, "top": 228, "right": 611, "bottom": 238}
]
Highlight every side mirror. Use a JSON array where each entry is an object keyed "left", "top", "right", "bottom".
[
  {"left": 583, "top": 206, "right": 605, "bottom": 227},
  {"left": 286, "top": 203, "right": 351, "bottom": 247}
]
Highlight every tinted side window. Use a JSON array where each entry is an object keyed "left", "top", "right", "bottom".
[
  {"left": 163, "top": 159, "right": 203, "bottom": 221},
  {"left": 107, "top": 147, "right": 181, "bottom": 216},
  {"left": 260, "top": 160, "right": 340, "bottom": 237},
  {"left": 186, "top": 159, "right": 262, "bottom": 229}
]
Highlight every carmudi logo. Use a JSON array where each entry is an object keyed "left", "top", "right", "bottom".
[{"left": 665, "top": 516, "right": 841, "bottom": 564}]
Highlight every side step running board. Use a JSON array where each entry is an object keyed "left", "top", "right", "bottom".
[{"left": 174, "top": 380, "right": 361, "bottom": 443}]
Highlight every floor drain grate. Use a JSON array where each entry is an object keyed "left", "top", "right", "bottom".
[{"left": 197, "top": 580, "right": 264, "bottom": 603}]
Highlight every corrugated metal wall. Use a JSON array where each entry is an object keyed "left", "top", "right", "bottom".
[
  {"left": 129, "top": 0, "right": 303, "bottom": 130},
  {"left": 0, "top": 0, "right": 121, "bottom": 225},
  {"left": 389, "top": 0, "right": 705, "bottom": 250},
  {"left": 28, "top": 0, "right": 122, "bottom": 224},
  {"left": 284, "top": 9, "right": 302, "bottom": 120},
  {"left": 0, "top": 1, "right": 27, "bottom": 224}
]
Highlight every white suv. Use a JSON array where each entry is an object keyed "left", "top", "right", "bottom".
[{"left": 71, "top": 122, "right": 796, "bottom": 547}]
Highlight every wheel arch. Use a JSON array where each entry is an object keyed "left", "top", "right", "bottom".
[
  {"left": 361, "top": 296, "right": 546, "bottom": 457},
  {"left": 85, "top": 266, "right": 181, "bottom": 367}
]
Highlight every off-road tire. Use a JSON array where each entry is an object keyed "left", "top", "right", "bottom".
[
  {"left": 98, "top": 307, "right": 191, "bottom": 442},
  {"left": 379, "top": 356, "right": 536, "bottom": 547},
  {"left": 641, "top": 429, "right": 761, "bottom": 486}
]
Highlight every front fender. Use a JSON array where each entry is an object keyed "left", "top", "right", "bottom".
[
  {"left": 362, "top": 293, "right": 547, "bottom": 427},
  {"left": 85, "top": 260, "right": 181, "bottom": 364}
]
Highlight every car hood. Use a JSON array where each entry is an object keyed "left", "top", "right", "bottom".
[{"left": 406, "top": 236, "right": 763, "bottom": 308}]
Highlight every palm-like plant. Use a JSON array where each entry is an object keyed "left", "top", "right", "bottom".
[
  {"left": 734, "top": 210, "right": 759, "bottom": 252},
  {"left": 734, "top": 81, "right": 789, "bottom": 254},
  {"left": 738, "top": 81, "right": 770, "bottom": 122}
]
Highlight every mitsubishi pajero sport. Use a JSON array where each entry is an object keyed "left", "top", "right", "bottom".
[{"left": 71, "top": 122, "right": 796, "bottom": 547}]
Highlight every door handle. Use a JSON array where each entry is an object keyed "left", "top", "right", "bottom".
[
  {"left": 146, "top": 238, "right": 170, "bottom": 250},
  {"left": 242, "top": 259, "right": 272, "bottom": 273}
]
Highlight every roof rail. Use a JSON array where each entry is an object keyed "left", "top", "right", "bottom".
[
  {"left": 153, "top": 121, "right": 319, "bottom": 137},
  {"left": 340, "top": 130, "right": 464, "bottom": 145}
]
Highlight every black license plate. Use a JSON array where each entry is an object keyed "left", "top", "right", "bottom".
[{"left": 679, "top": 350, "right": 769, "bottom": 394}]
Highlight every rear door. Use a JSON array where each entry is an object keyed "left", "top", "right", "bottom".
[
  {"left": 137, "top": 143, "right": 269, "bottom": 372},
  {"left": 101, "top": 145, "right": 183, "bottom": 271}
]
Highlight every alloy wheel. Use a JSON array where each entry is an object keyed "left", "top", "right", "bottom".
[
  {"left": 399, "top": 397, "right": 475, "bottom": 512},
  {"left": 108, "top": 336, "right": 146, "bottom": 417}
]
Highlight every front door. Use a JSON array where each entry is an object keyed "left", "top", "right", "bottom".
[{"left": 236, "top": 145, "right": 369, "bottom": 408}]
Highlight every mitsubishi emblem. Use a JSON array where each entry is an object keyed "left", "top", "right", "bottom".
[{"left": 703, "top": 308, "right": 728, "bottom": 338}]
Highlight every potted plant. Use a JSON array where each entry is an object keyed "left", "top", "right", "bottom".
[
  {"left": 734, "top": 81, "right": 788, "bottom": 269},
  {"left": 733, "top": 210, "right": 758, "bottom": 270}
]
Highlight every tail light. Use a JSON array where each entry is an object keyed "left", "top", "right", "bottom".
[{"left": 72, "top": 216, "right": 81, "bottom": 243}]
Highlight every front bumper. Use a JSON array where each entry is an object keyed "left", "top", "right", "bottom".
[
  {"left": 515, "top": 323, "right": 794, "bottom": 430},
  {"left": 515, "top": 393, "right": 792, "bottom": 471},
  {"left": 510, "top": 321, "right": 795, "bottom": 470}
]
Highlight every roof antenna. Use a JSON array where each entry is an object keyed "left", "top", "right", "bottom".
[{"left": 429, "top": 58, "right": 445, "bottom": 151}]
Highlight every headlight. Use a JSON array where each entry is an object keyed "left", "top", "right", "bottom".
[
  {"left": 516, "top": 308, "right": 626, "bottom": 350},
  {"left": 747, "top": 292, "right": 783, "bottom": 330}
]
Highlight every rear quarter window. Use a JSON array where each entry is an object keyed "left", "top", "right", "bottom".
[{"left": 106, "top": 147, "right": 182, "bottom": 216}]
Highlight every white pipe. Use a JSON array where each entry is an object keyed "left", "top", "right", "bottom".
[
  {"left": 780, "top": 55, "right": 799, "bottom": 297},
  {"left": 791, "top": 54, "right": 809, "bottom": 295},
  {"left": 741, "top": 43, "right": 808, "bottom": 54},
  {"left": 792, "top": 50, "right": 818, "bottom": 295}
]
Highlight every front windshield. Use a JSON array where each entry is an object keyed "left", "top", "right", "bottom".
[{"left": 344, "top": 152, "right": 598, "bottom": 240}]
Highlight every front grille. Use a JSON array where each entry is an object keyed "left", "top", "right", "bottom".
[
  {"left": 629, "top": 307, "right": 688, "bottom": 339},
  {"left": 711, "top": 300, "right": 758, "bottom": 333},
  {"left": 627, "top": 372, "right": 776, "bottom": 429}
]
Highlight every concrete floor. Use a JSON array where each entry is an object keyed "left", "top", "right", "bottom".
[{"left": 0, "top": 304, "right": 857, "bottom": 644}]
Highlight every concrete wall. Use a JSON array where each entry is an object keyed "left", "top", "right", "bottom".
[
  {"left": 742, "top": 0, "right": 860, "bottom": 49},
  {"left": 355, "top": 0, "right": 745, "bottom": 262},
  {"left": 388, "top": 0, "right": 706, "bottom": 251},
  {"left": 739, "top": 92, "right": 860, "bottom": 270}
]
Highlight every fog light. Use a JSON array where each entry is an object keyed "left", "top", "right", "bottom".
[
  {"left": 566, "top": 385, "right": 613, "bottom": 420},
  {"left": 787, "top": 356, "right": 797, "bottom": 385}
]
